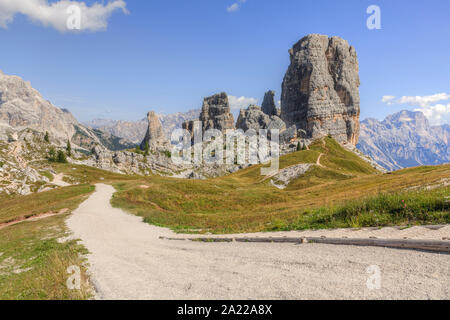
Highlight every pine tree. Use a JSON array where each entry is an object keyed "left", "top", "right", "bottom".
[
  {"left": 144, "top": 141, "right": 150, "bottom": 156},
  {"left": 44, "top": 132, "right": 49, "bottom": 143},
  {"left": 66, "top": 140, "right": 72, "bottom": 157},
  {"left": 297, "top": 142, "right": 301, "bottom": 151}
]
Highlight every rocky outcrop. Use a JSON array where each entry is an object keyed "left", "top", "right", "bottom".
[
  {"left": 0, "top": 72, "right": 78, "bottom": 143},
  {"left": 236, "top": 105, "right": 286, "bottom": 132},
  {"left": 140, "top": 112, "right": 169, "bottom": 150},
  {"left": 261, "top": 90, "right": 278, "bottom": 116},
  {"left": 0, "top": 71, "right": 130, "bottom": 150},
  {"left": 0, "top": 131, "right": 57, "bottom": 196},
  {"left": 271, "top": 164, "right": 312, "bottom": 189},
  {"left": 199, "top": 93, "right": 235, "bottom": 133},
  {"left": 358, "top": 110, "right": 450, "bottom": 171},
  {"left": 281, "top": 34, "right": 360, "bottom": 145}
]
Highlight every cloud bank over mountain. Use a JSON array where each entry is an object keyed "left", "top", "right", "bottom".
[{"left": 381, "top": 93, "right": 450, "bottom": 125}]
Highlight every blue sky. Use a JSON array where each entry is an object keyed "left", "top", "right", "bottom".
[{"left": 0, "top": 0, "right": 449, "bottom": 124}]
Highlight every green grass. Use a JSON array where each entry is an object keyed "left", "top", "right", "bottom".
[
  {"left": 278, "top": 187, "right": 449, "bottom": 231},
  {"left": 0, "top": 184, "right": 94, "bottom": 224},
  {"left": 49, "top": 163, "right": 135, "bottom": 185},
  {"left": 39, "top": 170, "right": 54, "bottom": 182},
  {"left": 310, "top": 138, "right": 376, "bottom": 175},
  {"left": 0, "top": 184, "right": 95, "bottom": 300},
  {"left": 0, "top": 215, "right": 91, "bottom": 300}
]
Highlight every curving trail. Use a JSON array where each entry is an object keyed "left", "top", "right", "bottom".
[
  {"left": 316, "top": 153, "right": 324, "bottom": 167},
  {"left": 52, "top": 173, "right": 71, "bottom": 187},
  {"left": 67, "top": 184, "right": 450, "bottom": 300}
]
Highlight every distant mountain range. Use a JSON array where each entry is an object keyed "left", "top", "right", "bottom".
[
  {"left": 84, "top": 109, "right": 200, "bottom": 144},
  {"left": 357, "top": 110, "right": 449, "bottom": 171}
]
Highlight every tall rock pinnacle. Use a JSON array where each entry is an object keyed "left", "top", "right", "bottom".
[
  {"left": 281, "top": 34, "right": 361, "bottom": 145},
  {"left": 199, "top": 92, "right": 235, "bottom": 133},
  {"left": 261, "top": 90, "right": 278, "bottom": 116},
  {"left": 140, "top": 111, "right": 169, "bottom": 150}
]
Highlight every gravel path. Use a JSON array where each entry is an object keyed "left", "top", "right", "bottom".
[
  {"left": 52, "top": 173, "right": 71, "bottom": 187},
  {"left": 67, "top": 184, "right": 450, "bottom": 300}
]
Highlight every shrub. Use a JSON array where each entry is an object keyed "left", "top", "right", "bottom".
[
  {"left": 48, "top": 148, "right": 56, "bottom": 162},
  {"left": 134, "top": 146, "right": 143, "bottom": 155},
  {"left": 56, "top": 150, "right": 68, "bottom": 163},
  {"left": 48, "top": 149, "right": 67, "bottom": 163}
]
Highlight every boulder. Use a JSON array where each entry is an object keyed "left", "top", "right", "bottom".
[{"left": 280, "top": 125, "right": 298, "bottom": 143}]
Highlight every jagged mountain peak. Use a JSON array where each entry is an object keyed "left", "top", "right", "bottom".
[
  {"left": 383, "top": 110, "right": 429, "bottom": 129},
  {"left": 358, "top": 110, "right": 449, "bottom": 171}
]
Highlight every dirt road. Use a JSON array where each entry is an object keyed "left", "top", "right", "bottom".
[{"left": 67, "top": 184, "right": 450, "bottom": 300}]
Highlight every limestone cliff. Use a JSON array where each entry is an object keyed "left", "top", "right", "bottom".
[{"left": 281, "top": 34, "right": 360, "bottom": 145}]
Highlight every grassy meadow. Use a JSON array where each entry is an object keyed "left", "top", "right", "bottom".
[
  {"left": 110, "top": 138, "right": 450, "bottom": 233},
  {"left": 0, "top": 137, "right": 448, "bottom": 299}
]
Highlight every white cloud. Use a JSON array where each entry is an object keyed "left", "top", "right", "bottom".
[
  {"left": 0, "top": 0, "right": 128, "bottom": 32},
  {"left": 227, "top": 0, "right": 247, "bottom": 13},
  {"left": 227, "top": 3, "right": 240, "bottom": 12},
  {"left": 414, "top": 103, "right": 450, "bottom": 126},
  {"left": 397, "top": 93, "right": 450, "bottom": 108},
  {"left": 228, "top": 95, "right": 258, "bottom": 110},
  {"left": 381, "top": 95, "right": 395, "bottom": 104},
  {"left": 381, "top": 93, "right": 450, "bottom": 125}
]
